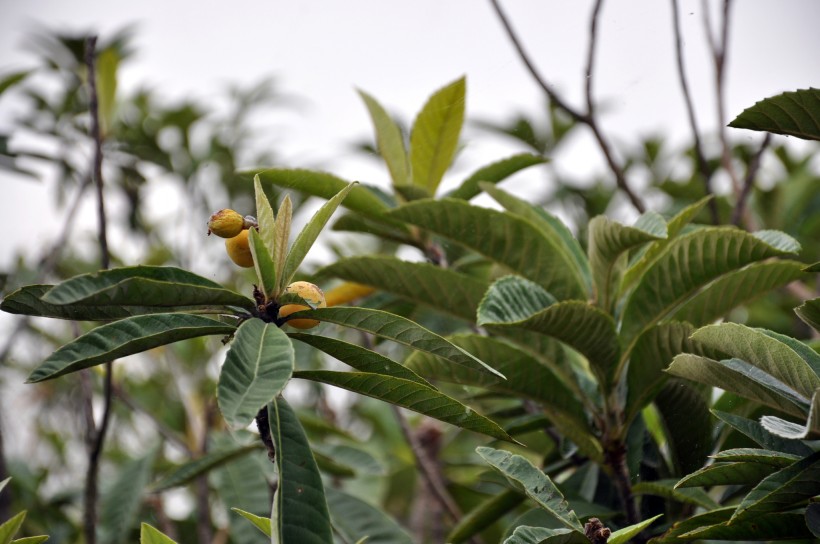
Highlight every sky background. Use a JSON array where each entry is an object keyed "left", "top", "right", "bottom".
[{"left": 0, "top": 0, "right": 818, "bottom": 267}]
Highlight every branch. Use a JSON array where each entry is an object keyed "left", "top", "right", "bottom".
[
  {"left": 83, "top": 35, "right": 114, "bottom": 544},
  {"left": 489, "top": 0, "right": 646, "bottom": 213},
  {"left": 731, "top": 133, "right": 771, "bottom": 227},
  {"left": 671, "top": 0, "right": 719, "bottom": 224}
]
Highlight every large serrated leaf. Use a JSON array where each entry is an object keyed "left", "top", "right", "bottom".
[
  {"left": 625, "top": 322, "right": 698, "bottom": 425},
  {"left": 479, "top": 291, "right": 619, "bottom": 386},
  {"left": 588, "top": 213, "right": 666, "bottom": 310},
  {"left": 667, "top": 354, "right": 806, "bottom": 417},
  {"left": 281, "top": 182, "right": 354, "bottom": 286},
  {"left": 140, "top": 523, "right": 178, "bottom": 544},
  {"left": 711, "top": 448, "right": 801, "bottom": 467},
  {"left": 292, "top": 306, "right": 504, "bottom": 379},
  {"left": 293, "top": 371, "right": 513, "bottom": 442},
  {"left": 325, "top": 487, "right": 414, "bottom": 544},
  {"left": 272, "top": 195, "right": 293, "bottom": 295},
  {"left": 151, "top": 443, "right": 261, "bottom": 491},
  {"left": 41, "top": 266, "right": 254, "bottom": 310},
  {"left": 405, "top": 334, "right": 588, "bottom": 427},
  {"left": 476, "top": 276, "right": 556, "bottom": 324},
  {"left": 503, "top": 527, "right": 587, "bottom": 544},
  {"left": 731, "top": 450, "right": 820, "bottom": 522},
  {"left": 761, "top": 389, "right": 820, "bottom": 439},
  {"left": 388, "top": 198, "right": 586, "bottom": 300},
  {"left": 675, "top": 461, "right": 778, "bottom": 488},
  {"left": 796, "top": 297, "right": 820, "bottom": 333},
  {"left": 27, "top": 314, "right": 235, "bottom": 383},
  {"left": 217, "top": 319, "right": 294, "bottom": 429},
  {"left": 671, "top": 260, "right": 805, "bottom": 326},
  {"left": 409, "top": 76, "right": 465, "bottom": 194},
  {"left": 621, "top": 228, "right": 799, "bottom": 345},
  {"left": 447, "top": 153, "right": 546, "bottom": 201},
  {"left": 807, "top": 502, "right": 820, "bottom": 538},
  {"left": 268, "top": 397, "right": 333, "bottom": 544},
  {"left": 319, "top": 255, "right": 489, "bottom": 321},
  {"left": 289, "top": 333, "right": 430, "bottom": 386},
  {"left": 728, "top": 88, "right": 820, "bottom": 141},
  {"left": 631, "top": 479, "right": 718, "bottom": 510},
  {"left": 477, "top": 447, "right": 584, "bottom": 533},
  {"left": 678, "top": 513, "right": 813, "bottom": 540},
  {"left": 654, "top": 380, "right": 712, "bottom": 475},
  {"left": 481, "top": 184, "right": 591, "bottom": 295},
  {"left": 691, "top": 323, "right": 820, "bottom": 398},
  {"left": 358, "top": 89, "right": 410, "bottom": 187},
  {"left": 712, "top": 410, "right": 814, "bottom": 456},
  {"left": 1, "top": 284, "right": 155, "bottom": 320},
  {"left": 253, "top": 175, "right": 276, "bottom": 257},
  {"left": 99, "top": 449, "right": 156, "bottom": 544}
]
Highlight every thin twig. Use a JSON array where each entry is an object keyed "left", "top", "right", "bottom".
[
  {"left": 489, "top": 0, "right": 646, "bottom": 213},
  {"left": 731, "top": 134, "right": 771, "bottom": 226},
  {"left": 0, "top": 419, "right": 9, "bottom": 522},
  {"left": 703, "top": 0, "right": 740, "bottom": 195},
  {"left": 671, "top": 0, "right": 719, "bottom": 224},
  {"left": 83, "top": 35, "right": 114, "bottom": 544},
  {"left": 390, "top": 406, "right": 461, "bottom": 522},
  {"left": 195, "top": 403, "right": 214, "bottom": 544}
]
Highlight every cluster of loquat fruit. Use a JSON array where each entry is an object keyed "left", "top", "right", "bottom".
[{"left": 207, "top": 208, "right": 372, "bottom": 329}]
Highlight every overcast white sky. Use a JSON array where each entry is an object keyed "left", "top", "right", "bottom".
[{"left": 1, "top": 0, "right": 819, "bottom": 270}]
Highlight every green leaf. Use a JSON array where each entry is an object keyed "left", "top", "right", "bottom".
[
  {"left": 479, "top": 284, "right": 618, "bottom": 386},
  {"left": 0, "top": 512, "right": 25, "bottom": 544},
  {"left": 249, "top": 168, "right": 404, "bottom": 227},
  {"left": 12, "top": 536, "right": 49, "bottom": 544},
  {"left": 621, "top": 227, "right": 799, "bottom": 345},
  {"left": 728, "top": 88, "right": 820, "bottom": 141},
  {"left": 712, "top": 410, "right": 814, "bottom": 456},
  {"left": 409, "top": 76, "right": 465, "bottom": 193},
  {"left": 248, "top": 227, "right": 276, "bottom": 299},
  {"left": 631, "top": 479, "right": 718, "bottom": 510},
  {"left": 806, "top": 502, "right": 820, "bottom": 538},
  {"left": 388, "top": 198, "right": 586, "bottom": 300},
  {"left": 480, "top": 184, "right": 591, "bottom": 295},
  {"left": 405, "top": 334, "right": 589, "bottom": 430},
  {"left": 331, "top": 213, "right": 417, "bottom": 245},
  {"left": 671, "top": 260, "right": 805, "bottom": 326},
  {"left": 151, "top": 443, "right": 261, "bottom": 491},
  {"left": 231, "top": 508, "right": 271, "bottom": 537},
  {"left": 1, "top": 284, "right": 158, "bottom": 320},
  {"left": 448, "top": 489, "right": 525, "bottom": 543},
  {"left": 761, "top": 388, "right": 820, "bottom": 439},
  {"left": 675, "top": 461, "right": 779, "bottom": 488},
  {"left": 294, "top": 306, "right": 504, "bottom": 379},
  {"left": 289, "top": 333, "right": 430, "bottom": 386},
  {"left": 326, "top": 487, "right": 414, "bottom": 544},
  {"left": 796, "top": 297, "right": 820, "bottom": 333},
  {"left": 654, "top": 380, "right": 712, "bottom": 475},
  {"left": 677, "top": 512, "right": 813, "bottom": 541},
  {"left": 0, "top": 70, "right": 29, "bottom": 96},
  {"left": 476, "top": 446, "right": 585, "bottom": 533},
  {"left": 253, "top": 174, "right": 276, "bottom": 257},
  {"left": 588, "top": 212, "right": 666, "bottom": 310},
  {"left": 620, "top": 196, "right": 712, "bottom": 294},
  {"left": 358, "top": 89, "right": 410, "bottom": 187},
  {"left": 268, "top": 397, "right": 333, "bottom": 544},
  {"left": 273, "top": 195, "right": 293, "bottom": 294},
  {"left": 0, "top": 477, "right": 8, "bottom": 495},
  {"left": 99, "top": 449, "right": 156, "bottom": 544},
  {"left": 608, "top": 514, "right": 662, "bottom": 544},
  {"left": 476, "top": 275, "right": 557, "bottom": 324},
  {"left": 711, "top": 448, "right": 801, "bottom": 467},
  {"left": 732, "top": 450, "right": 820, "bottom": 522},
  {"left": 27, "top": 314, "right": 235, "bottom": 383},
  {"left": 139, "top": 523, "right": 178, "bottom": 544},
  {"left": 625, "top": 322, "right": 698, "bottom": 425},
  {"left": 294, "top": 371, "right": 514, "bottom": 442},
  {"left": 217, "top": 319, "right": 294, "bottom": 428},
  {"left": 447, "top": 153, "right": 546, "bottom": 201},
  {"left": 281, "top": 182, "right": 355, "bottom": 286},
  {"left": 41, "top": 266, "right": 254, "bottom": 310},
  {"left": 691, "top": 323, "right": 820, "bottom": 398},
  {"left": 319, "top": 256, "right": 489, "bottom": 321},
  {"left": 503, "top": 527, "right": 588, "bottom": 544},
  {"left": 96, "top": 47, "right": 119, "bottom": 135},
  {"left": 666, "top": 354, "right": 807, "bottom": 417},
  {"left": 311, "top": 443, "right": 384, "bottom": 476}
]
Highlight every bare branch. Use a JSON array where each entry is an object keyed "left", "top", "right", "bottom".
[
  {"left": 490, "top": 0, "right": 646, "bottom": 213},
  {"left": 732, "top": 133, "right": 771, "bottom": 227},
  {"left": 671, "top": 0, "right": 719, "bottom": 224}
]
